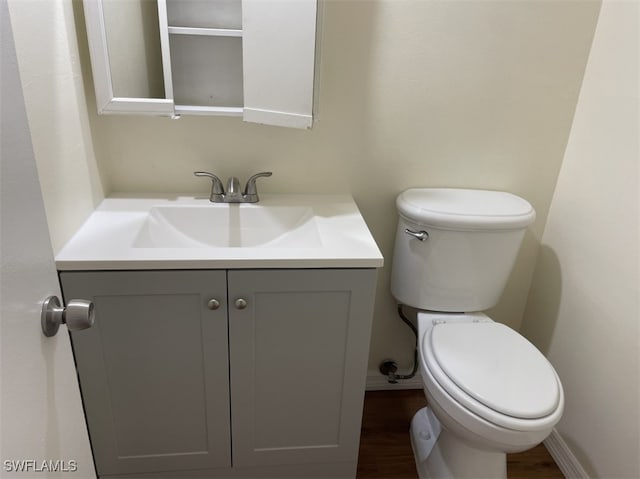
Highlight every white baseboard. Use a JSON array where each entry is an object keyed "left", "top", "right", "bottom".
[
  {"left": 366, "top": 370, "right": 424, "bottom": 391},
  {"left": 544, "top": 429, "right": 591, "bottom": 479}
]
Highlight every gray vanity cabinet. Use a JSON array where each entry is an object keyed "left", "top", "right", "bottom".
[{"left": 61, "top": 268, "right": 377, "bottom": 478}]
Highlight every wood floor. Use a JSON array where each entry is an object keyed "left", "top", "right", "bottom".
[{"left": 357, "top": 390, "right": 564, "bottom": 479}]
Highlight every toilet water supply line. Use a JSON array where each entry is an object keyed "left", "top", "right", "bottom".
[{"left": 383, "top": 304, "right": 419, "bottom": 383}]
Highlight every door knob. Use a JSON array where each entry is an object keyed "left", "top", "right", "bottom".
[
  {"left": 207, "top": 299, "right": 220, "bottom": 310},
  {"left": 41, "top": 296, "right": 95, "bottom": 337},
  {"left": 234, "top": 298, "right": 248, "bottom": 310}
]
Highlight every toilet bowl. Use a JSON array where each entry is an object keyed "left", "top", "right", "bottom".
[
  {"left": 411, "top": 313, "right": 563, "bottom": 479},
  {"left": 390, "top": 188, "right": 564, "bottom": 478}
]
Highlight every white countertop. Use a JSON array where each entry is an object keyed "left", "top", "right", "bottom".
[{"left": 55, "top": 194, "right": 384, "bottom": 270}]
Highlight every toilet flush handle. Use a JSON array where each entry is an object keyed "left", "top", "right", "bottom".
[{"left": 405, "top": 229, "right": 429, "bottom": 241}]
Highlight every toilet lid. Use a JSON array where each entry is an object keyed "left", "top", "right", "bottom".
[
  {"left": 428, "top": 322, "right": 560, "bottom": 419},
  {"left": 397, "top": 188, "right": 536, "bottom": 231}
]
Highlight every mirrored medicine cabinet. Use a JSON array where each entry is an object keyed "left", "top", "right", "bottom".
[{"left": 83, "top": 0, "right": 319, "bottom": 128}]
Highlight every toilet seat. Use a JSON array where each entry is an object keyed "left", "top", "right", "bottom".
[{"left": 423, "top": 321, "right": 563, "bottom": 432}]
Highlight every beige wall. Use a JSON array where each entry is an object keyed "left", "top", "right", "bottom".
[
  {"left": 94, "top": 0, "right": 601, "bottom": 370},
  {"left": 7, "top": 0, "right": 105, "bottom": 252},
  {"left": 521, "top": 0, "right": 639, "bottom": 477},
  {"left": 11, "top": 0, "right": 601, "bottom": 373}
]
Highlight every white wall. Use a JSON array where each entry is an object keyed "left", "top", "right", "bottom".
[
  {"left": 521, "top": 1, "right": 639, "bottom": 477},
  {"left": 11, "top": 0, "right": 601, "bottom": 373},
  {"left": 7, "top": 0, "right": 105, "bottom": 252}
]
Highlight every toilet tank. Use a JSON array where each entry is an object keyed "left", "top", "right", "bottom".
[{"left": 391, "top": 188, "right": 536, "bottom": 312}]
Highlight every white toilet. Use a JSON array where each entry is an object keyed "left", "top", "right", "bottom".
[{"left": 390, "top": 188, "right": 563, "bottom": 479}]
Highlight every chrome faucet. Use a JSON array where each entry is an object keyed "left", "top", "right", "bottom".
[
  {"left": 225, "top": 176, "right": 242, "bottom": 202},
  {"left": 194, "top": 171, "right": 272, "bottom": 203}
]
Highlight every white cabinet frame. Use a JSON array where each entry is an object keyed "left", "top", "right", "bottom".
[{"left": 83, "top": 0, "right": 175, "bottom": 116}]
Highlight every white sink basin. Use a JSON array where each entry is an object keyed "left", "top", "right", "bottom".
[
  {"left": 55, "top": 194, "right": 384, "bottom": 270},
  {"left": 134, "top": 204, "right": 320, "bottom": 248}
]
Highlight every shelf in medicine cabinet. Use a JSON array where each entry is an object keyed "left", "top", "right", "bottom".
[
  {"left": 166, "top": 0, "right": 242, "bottom": 30},
  {"left": 174, "top": 105, "right": 243, "bottom": 116},
  {"left": 168, "top": 26, "right": 242, "bottom": 38}
]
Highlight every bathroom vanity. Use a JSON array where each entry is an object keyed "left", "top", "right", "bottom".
[{"left": 56, "top": 195, "right": 383, "bottom": 478}]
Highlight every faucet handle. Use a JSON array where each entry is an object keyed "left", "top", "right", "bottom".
[
  {"left": 194, "top": 171, "right": 225, "bottom": 202},
  {"left": 244, "top": 172, "right": 272, "bottom": 196}
]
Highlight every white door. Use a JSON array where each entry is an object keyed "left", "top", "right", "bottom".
[{"left": 0, "top": 2, "right": 95, "bottom": 477}]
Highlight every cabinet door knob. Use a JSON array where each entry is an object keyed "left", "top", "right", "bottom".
[
  {"left": 234, "top": 298, "right": 248, "bottom": 310},
  {"left": 207, "top": 299, "right": 221, "bottom": 310}
]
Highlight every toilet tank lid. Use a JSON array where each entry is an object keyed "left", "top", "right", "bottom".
[{"left": 397, "top": 188, "right": 536, "bottom": 230}]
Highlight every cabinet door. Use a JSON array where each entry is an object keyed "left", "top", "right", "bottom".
[
  {"left": 227, "top": 269, "right": 377, "bottom": 469},
  {"left": 242, "top": 0, "right": 317, "bottom": 128},
  {"left": 83, "top": 0, "right": 175, "bottom": 116},
  {"left": 61, "top": 271, "right": 230, "bottom": 476}
]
